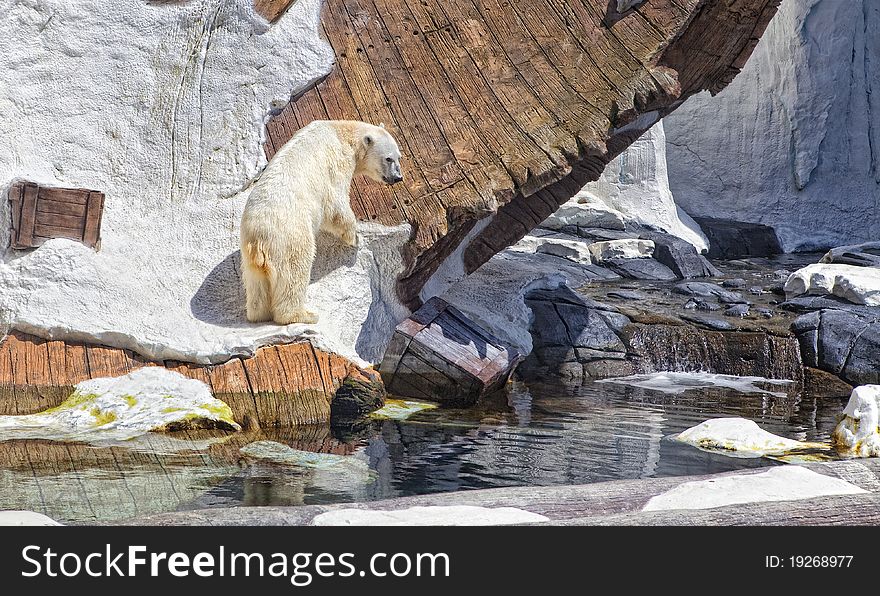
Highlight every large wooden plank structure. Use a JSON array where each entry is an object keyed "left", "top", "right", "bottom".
[
  {"left": 379, "top": 297, "right": 521, "bottom": 406},
  {"left": 264, "top": 0, "right": 781, "bottom": 308},
  {"left": 8, "top": 181, "right": 105, "bottom": 250}
]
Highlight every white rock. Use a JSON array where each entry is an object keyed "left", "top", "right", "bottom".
[
  {"left": 665, "top": 0, "right": 880, "bottom": 251},
  {"left": 0, "top": 0, "right": 409, "bottom": 366},
  {"left": 0, "top": 367, "right": 239, "bottom": 443},
  {"left": 643, "top": 466, "right": 866, "bottom": 512},
  {"left": 833, "top": 385, "right": 880, "bottom": 457},
  {"left": 540, "top": 200, "right": 627, "bottom": 231},
  {"left": 588, "top": 239, "right": 654, "bottom": 263},
  {"left": 0, "top": 511, "right": 62, "bottom": 526},
  {"left": 784, "top": 263, "right": 880, "bottom": 306},
  {"left": 534, "top": 238, "right": 593, "bottom": 265},
  {"left": 311, "top": 505, "right": 549, "bottom": 526},
  {"left": 675, "top": 417, "right": 821, "bottom": 457},
  {"left": 579, "top": 121, "right": 708, "bottom": 252}
]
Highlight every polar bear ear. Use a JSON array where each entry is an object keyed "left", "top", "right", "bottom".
[
  {"left": 378, "top": 122, "right": 386, "bottom": 129},
  {"left": 364, "top": 134, "right": 374, "bottom": 146}
]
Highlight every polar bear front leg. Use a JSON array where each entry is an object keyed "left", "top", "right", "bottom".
[
  {"left": 268, "top": 235, "right": 319, "bottom": 325},
  {"left": 323, "top": 203, "right": 359, "bottom": 247}
]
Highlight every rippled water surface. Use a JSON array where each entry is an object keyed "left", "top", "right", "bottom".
[{"left": 0, "top": 375, "right": 846, "bottom": 523}]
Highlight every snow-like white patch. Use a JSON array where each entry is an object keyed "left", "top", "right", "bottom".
[
  {"left": 311, "top": 505, "right": 549, "bottom": 526},
  {"left": 784, "top": 263, "right": 880, "bottom": 307},
  {"left": 833, "top": 385, "right": 880, "bottom": 457},
  {"left": 642, "top": 466, "right": 866, "bottom": 511},
  {"left": 0, "top": 0, "right": 410, "bottom": 366},
  {"left": 534, "top": 237, "right": 593, "bottom": 265},
  {"left": 370, "top": 399, "right": 437, "bottom": 421},
  {"left": 0, "top": 511, "right": 62, "bottom": 526},
  {"left": 0, "top": 367, "right": 239, "bottom": 444},
  {"left": 675, "top": 417, "right": 825, "bottom": 458},
  {"left": 597, "top": 372, "right": 793, "bottom": 398}
]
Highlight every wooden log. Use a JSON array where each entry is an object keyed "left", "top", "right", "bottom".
[
  {"left": 0, "top": 332, "right": 382, "bottom": 427},
  {"left": 379, "top": 297, "right": 521, "bottom": 406},
  {"left": 263, "top": 0, "right": 781, "bottom": 308}
]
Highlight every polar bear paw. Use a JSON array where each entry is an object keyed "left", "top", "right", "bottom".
[
  {"left": 274, "top": 310, "right": 319, "bottom": 325},
  {"left": 341, "top": 227, "right": 358, "bottom": 247}
]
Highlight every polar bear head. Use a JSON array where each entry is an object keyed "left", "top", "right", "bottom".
[{"left": 357, "top": 123, "right": 403, "bottom": 185}]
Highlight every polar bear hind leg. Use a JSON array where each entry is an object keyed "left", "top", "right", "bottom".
[
  {"left": 242, "top": 241, "right": 273, "bottom": 322},
  {"left": 267, "top": 234, "right": 319, "bottom": 325}
]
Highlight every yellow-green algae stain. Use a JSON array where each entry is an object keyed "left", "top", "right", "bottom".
[
  {"left": 90, "top": 408, "right": 118, "bottom": 426},
  {"left": 370, "top": 399, "right": 437, "bottom": 421}
]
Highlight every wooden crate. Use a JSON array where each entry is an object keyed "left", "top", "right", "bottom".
[
  {"left": 379, "top": 297, "right": 522, "bottom": 406},
  {"left": 8, "top": 181, "right": 105, "bottom": 250}
]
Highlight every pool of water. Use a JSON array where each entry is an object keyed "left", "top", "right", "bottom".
[{"left": 0, "top": 374, "right": 846, "bottom": 524}]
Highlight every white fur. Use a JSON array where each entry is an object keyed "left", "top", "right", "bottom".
[{"left": 240, "top": 120, "right": 402, "bottom": 325}]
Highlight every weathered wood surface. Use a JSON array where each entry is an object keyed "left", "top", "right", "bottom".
[
  {"left": 118, "top": 459, "right": 880, "bottom": 526},
  {"left": 264, "top": 0, "right": 781, "bottom": 308},
  {"left": 253, "top": 0, "right": 297, "bottom": 22},
  {"left": 8, "top": 181, "right": 105, "bottom": 250},
  {"left": 0, "top": 331, "right": 380, "bottom": 428},
  {"left": 379, "top": 297, "right": 521, "bottom": 405}
]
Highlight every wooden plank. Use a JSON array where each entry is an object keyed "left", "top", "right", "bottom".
[
  {"left": 35, "top": 211, "right": 85, "bottom": 230},
  {"left": 37, "top": 186, "right": 89, "bottom": 204},
  {"left": 36, "top": 199, "right": 87, "bottom": 218},
  {"left": 16, "top": 183, "right": 38, "bottom": 247},
  {"left": 82, "top": 191, "right": 104, "bottom": 248},
  {"left": 253, "top": 0, "right": 296, "bottom": 22},
  {"left": 8, "top": 182, "right": 23, "bottom": 243},
  {"left": 32, "top": 224, "right": 83, "bottom": 241}
]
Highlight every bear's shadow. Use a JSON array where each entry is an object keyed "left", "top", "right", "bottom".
[{"left": 190, "top": 232, "right": 358, "bottom": 328}]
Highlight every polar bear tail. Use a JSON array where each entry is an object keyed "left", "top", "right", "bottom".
[{"left": 243, "top": 239, "right": 268, "bottom": 272}]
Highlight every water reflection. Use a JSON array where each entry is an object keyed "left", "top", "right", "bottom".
[{"left": 0, "top": 377, "right": 846, "bottom": 523}]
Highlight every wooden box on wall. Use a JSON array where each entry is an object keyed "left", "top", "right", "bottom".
[
  {"left": 379, "top": 297, "right": 522, "bottom": 407},
  {"left": 8, "top": 181, "right": 105, "bottom": 250}
]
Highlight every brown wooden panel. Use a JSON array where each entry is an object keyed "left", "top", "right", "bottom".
[
  {"left": 254, "top": 0, "right": 296, "bottom": 22},
  {"left": 16, "top": 183, "right": 38, "bottom": 248},
  {"left": 83, "top": 191, "right": 104, "bottom": 248},
  {"left": 36, "top": 199, "right": 88, "bottom": 218}
]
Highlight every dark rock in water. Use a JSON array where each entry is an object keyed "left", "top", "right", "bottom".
[
  {"left": 791, "top": 307, "right": 880, "bottom": 386},
  {"left": 820, "top": 242, "right": 880, "bottom": 268},
  {"left": 694, "top": 217, "right": 782, "bottom": 259},
  {"left": 330, "top": 368, "right": 386, "bottom": 424},
  {"left": 722, "top": 278, "right": 747, "bottom": 289},
  {"left": 782, "top": 295, "right": 878, "bottom": 317},
  {"left": 757, "top": 308, "right": 773, "bottom": 318},
  {"left": 724, "top": 304, "right": 750, "bottom": 318},
  {"left": 638, "top": 231, "right": 721, "bottom": 279},
  {"left": 604, "top": 257, "right": 678, "bottom": 281},
  {"left": 679, "top": 313, "right": 735, "bottom": 330},
  {"left": 606, "top": 290, "right": 644, "bottom": 301},
  {"left": 672, "top": 281, "right": 746, "bottom": 304},
  {"left": 520, "top": 286, "right": 632, "bottom": 381},
  {"left": 803, "top": 367, "right": 853, "bottom": 399}
]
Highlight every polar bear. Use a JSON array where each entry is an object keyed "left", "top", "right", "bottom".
[{"left": 240, "top": 120, "right": 403, "bottom": 325}]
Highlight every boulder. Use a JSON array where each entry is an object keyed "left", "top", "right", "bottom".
[
  {"left": 534, "top": 238, "right": 593, "bottom": 265},
  {"left": 791, "top": 307, "right": 880, "bottom": 386},
  {"left": 639, "top": 231, "right": 720, "bottom": 278},
  {"left": 541, "top": 199, "right": 627, "bottom": 232},
  {"left": 588, "top": 239, "right": 654, "bottom": 263},
  {"left": 604, "top": 257, "right": 678, "bottom": 281},
  {"left": 692, "top": 217, "right": 782, "bottom": 259},
  {"left": 785, "top": 263, "right": 880, "bottom": 306},
  {"left": 820, "top": 242, "right": 880, "bottom": 268},
  {"left": 671, "top": 282, "right": 746, "bottom": 304}
]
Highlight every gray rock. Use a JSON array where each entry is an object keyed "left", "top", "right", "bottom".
[
  {"left": 820, "top": 242, "right": 880, "bottom": 268},
  {"left": 606, "top": 290, "right": 644, "bottom": 301},
  {"left": 605, "top": 257, "right": 678, "bottom": 281},
  {"left": 684, "top": 298, "right": 720, "bottom": 311},
  {"left": 639, "top": 231, "right": 721, "bottom": 279},
  {"left": 722, "top": 278, "right": 747, "bottom": 289},
  {"left": 672, "top": 282, "right": 746, "bottom": 304},
  {"left": 791, "top": 307, "right": 880, "bottom": 385},
  {"left": 724, "top": 304, "right": 750, "bottom": 318},
  {"left": 748, "top": 286, "right": 764, "bottom": 295},
  {"left": 757, "top": 308, "right": 773, "bottom": 318},
  {"left": 679, "top": 314, "right": 735, "bottom": 331}
]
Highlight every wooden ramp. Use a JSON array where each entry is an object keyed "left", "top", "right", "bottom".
[
  {"left": 264, "top": 0, "right": 781, "bottom": 308},
  {"left": 0, "top": 332, "right": 382, "bottom": 429}
]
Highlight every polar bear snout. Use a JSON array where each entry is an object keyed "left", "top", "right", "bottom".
[{"left": 382, "top": 158, "right": 403, "bottom": 185}]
